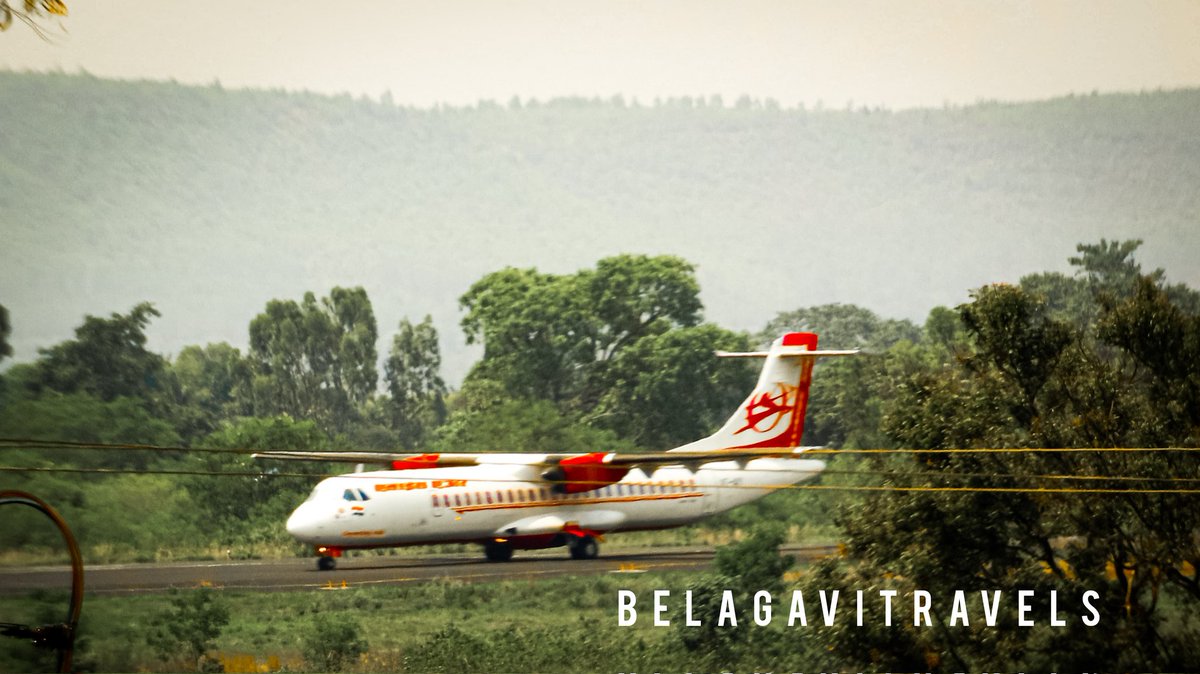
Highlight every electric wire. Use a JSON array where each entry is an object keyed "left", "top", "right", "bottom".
[
  {"left": 2, "top": 465, "right": 1199, "bottom": 495},
  {"left": 5, "top": 436, "right": 1200, "bottom": 457}
]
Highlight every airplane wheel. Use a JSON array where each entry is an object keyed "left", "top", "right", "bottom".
[
  {"left": 484, "top": 541, "right": 513, "bottom": 562},
  {"left": 317, "top": 556, "right": 337, "bottom": 571},
  {"left": 569, "top": 535, "right": 599, "bottom": 560}
]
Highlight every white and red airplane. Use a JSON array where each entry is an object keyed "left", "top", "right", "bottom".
[{"left": 260, "top": 332, "right": 854, "bottom": 570}]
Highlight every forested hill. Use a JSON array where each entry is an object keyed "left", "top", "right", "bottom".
[{"left": 2, "top": 71, "right": 1199, "bottom": 381}]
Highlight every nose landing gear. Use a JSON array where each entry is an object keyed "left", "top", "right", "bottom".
[{"left": 314, "top": 546, "right": 342, "bottom": 571}]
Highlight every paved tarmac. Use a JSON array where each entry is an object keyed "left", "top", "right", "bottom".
[{"left": 0, "top": 545, "right": 838, "bottom": 596}]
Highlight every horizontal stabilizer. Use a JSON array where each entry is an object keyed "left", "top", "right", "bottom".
[{"left": 715, "top": 349, "right": 859, "bottom": 358}]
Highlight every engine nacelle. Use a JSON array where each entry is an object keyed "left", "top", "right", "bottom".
[{"left": 541, "top": 452, "right": 630, "bottom": 494}]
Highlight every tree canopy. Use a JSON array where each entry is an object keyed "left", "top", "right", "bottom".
[
  {"left": 790, "top": 240, "right": 1200, "bottom": 672},
  {"left": 247, "top": 287, "right": 378, "bottom": 432},
  {"left": 457, "top": 254, "right": 748, "bottom": 449},
  {"left": 28, "top": 302, "right": 167, "bottom": 403}
]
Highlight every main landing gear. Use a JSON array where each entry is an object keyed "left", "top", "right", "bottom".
[
  {"left": 568, "top": 535, "right": 599, "bottom": 560},
  {"left": 484, "top": 540, "right": 514, "bottom": 562},
  {"left": 481, "top": 535, "right": 601, "bottom": 562}
]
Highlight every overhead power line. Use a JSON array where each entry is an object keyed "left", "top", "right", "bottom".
[
  {"left": 3, "top": 437, "right": 1199, "bottom": 457},
  {"left": 3, "top": 465, "right": 1198, "bottom": 496}
]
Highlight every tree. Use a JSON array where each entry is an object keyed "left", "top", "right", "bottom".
[
  {"left": 1067, "top": 238, "right": 1200, "bottom": 313},
  {"left": 959, "top": 284, "right": 1073, "bottom": 427},
  {"left": 455, "top": 256, "right": 763, "bottom": 451},
  {"left": 797, "top": 245, "right": 1200, "bottom": 671},
  {"left": 385, "top": 316, "right": 447, "bottom": 448},
  {"left": 0, "top": 303, "right": 11, "bottom": 365},
  {"left": 187, "top": 415, "right": 328, "bottom": 543},
  {"left": 0, "top": 0, "right": 67, "bottom": 39},
  {"left": 29, "top": 302, "right": 167, "bottom": 403},
  {"left": 587, "top": 254, "right": 702, "bottom": 360},
  {"left": 459, "top": 266, "right": 593, "bottom": 404},
  {"left": 168, "top": 342, "right": 252, "bottom": 441},
  {"left": 1098, "top": 275, "right": 1200, "bottom": 443},
  {"left": 592, "top": 324, "right": 755, "bottom": 448},
  {"left": 1069, "top": 238, "right": 1151, "bottom": 300},
  {"left": 247, "top": 287, "right": 378, "bottom": 432},
  {"left": 758, "top": 303, "right": 921, "bottom": 352},
  {"left": 459, "top": 254, "right": 703, "bottom": 410}
]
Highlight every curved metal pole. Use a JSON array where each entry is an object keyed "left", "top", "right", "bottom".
[{"left": 0, "top": 490, "right": 84, "bottom": 673}]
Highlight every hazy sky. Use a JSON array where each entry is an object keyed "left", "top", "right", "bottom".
[{"left": 3, "top": 0, "right": 1199, "bottom": 108}]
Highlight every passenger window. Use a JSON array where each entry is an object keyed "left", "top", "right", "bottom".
[
  {"left": 486, "top": 492, "right": 493, "bottom": 504},
  {"left": 454, "top": 494, "right": 461, "bottom": 507}
]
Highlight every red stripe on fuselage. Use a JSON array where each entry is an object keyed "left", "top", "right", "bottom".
[{"left": 450, "top": 492, "right": 703, "bottom": 514}]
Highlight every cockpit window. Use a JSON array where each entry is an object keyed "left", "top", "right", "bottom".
[
  {"left": 357, "top": 489, "right": 370, "bottom": 501},
  {"left": 343, "top": 489, "right": 358, "bottom": 502}
]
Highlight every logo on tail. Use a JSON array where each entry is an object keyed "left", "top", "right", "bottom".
[{"left": 735, "top": 383, "right": 799, "bottom": 435}]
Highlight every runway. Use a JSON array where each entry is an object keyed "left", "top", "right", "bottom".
[{"left": 0, "top": 544, "right": 838, "bottom": 596}]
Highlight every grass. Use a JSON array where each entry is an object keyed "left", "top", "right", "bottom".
[{"left": 1, "top": 571, "right": 707, "bottom": 673}]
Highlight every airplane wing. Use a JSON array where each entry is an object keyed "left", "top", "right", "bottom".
[
  {"left": 253, "top": 447, "right": 824, "bottom": 493},
  {"left": 252, "top": 451, "right": 479, "bottom": 468},
  {"left": 252, "top": 447, "right": 821, "bottom": 466}
]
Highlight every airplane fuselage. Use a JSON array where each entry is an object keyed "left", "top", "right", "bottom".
[{"left": 286, "top": 456, "right": 825, "bottom": 551}]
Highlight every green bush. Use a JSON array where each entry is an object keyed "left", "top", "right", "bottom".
[{"left": 302, "top": 613, "right": 367, "bottom": 672}]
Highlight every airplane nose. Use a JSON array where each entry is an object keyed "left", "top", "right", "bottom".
[{"left": 286, "top": 504, "right": 326, "bottom": 542}]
